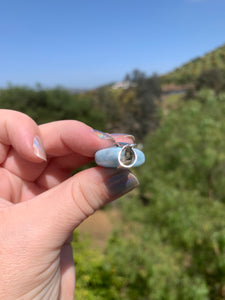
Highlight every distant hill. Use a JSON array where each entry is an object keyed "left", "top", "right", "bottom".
[{"left": 161, "top": 44, "right": 225, "bottom": 84}]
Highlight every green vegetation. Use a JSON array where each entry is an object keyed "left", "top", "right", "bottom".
[
  {"left": 162, "top": 44, "right": 225, "bottom": 84},
  {"left": 0, "top": 85, "right": 106, "bottom": 129},
  {"left": 1, "top": 53, "right": 225, "bottom": 298},
  {"left": 93, "top": 69, "right": 161, "bottom": 140},
  {"left": 0, "top": 71, "right": 161, "bottom": 141},
  {"left": 195, "top": 69, "right": 225, "bottom": 94},
  {"left": 73, "top": 89, "right": 225, "bottom": 300}
]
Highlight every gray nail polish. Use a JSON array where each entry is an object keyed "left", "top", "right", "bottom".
[{"left": 106, "top": 171, "right": 139, "bottom": 197}]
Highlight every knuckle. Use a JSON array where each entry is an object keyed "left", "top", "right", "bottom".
[{"left": 70, "top": 180, "right": 97, "bottom": 219}]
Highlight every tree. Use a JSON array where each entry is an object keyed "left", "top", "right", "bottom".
[
  {"left": 0, "top": 86, "right": 106, "bottom": 129},
  {"left": 121, "top": 70, "right": 161, "bottom": 140},
  {"left": 124, "top": 69, "right": 146, "bottom": 84},
  {"left": 195, "top": 69, "right": 225, "bottom": 93}
]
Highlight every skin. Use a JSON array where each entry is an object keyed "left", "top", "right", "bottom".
[{"left": 0, "top": 110, "right": 137, "bottom": 299}]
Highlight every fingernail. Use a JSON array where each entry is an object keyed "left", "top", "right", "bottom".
[
  {"left": 33, "top": 136, "right": 47, "bottom": 161},
  {"left": 92, "top": 129, "right": 115, "bottom": 141},
  {"left": 110, "top": 133, "right": 135, "bottom": 142},
  {"left": 106, "top": 171, "right": 139, "bottom": 198}
]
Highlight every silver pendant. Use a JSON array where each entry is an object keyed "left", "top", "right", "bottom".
[{"left": 95, "top": 142, "right": 145, "bottom": 169}]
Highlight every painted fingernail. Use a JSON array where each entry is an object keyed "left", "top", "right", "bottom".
[
  {"left": 33, "top": 136, "right": 47, "bottom": 161},
  {"left": 92, "top": 129, "right": 115, "bottom": 141},
  {"left": 110, "top": 133, "right": 135, "bottom": 142},
  {"left": 106, "top": 171, "right": 139, "bottom": 198}
]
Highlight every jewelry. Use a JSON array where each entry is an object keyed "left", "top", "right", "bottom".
[
  {"left": 118, "top": 143, "right": 137, "bottom": 168},
  {"left": 95, "top": 142, "right": 145, "bottom": 169}
]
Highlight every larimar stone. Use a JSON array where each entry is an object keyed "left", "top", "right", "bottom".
[{"left": 95, "top": 146, "right": 145, "bottom": 168}]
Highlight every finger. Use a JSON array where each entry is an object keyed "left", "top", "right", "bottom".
[
  {"left": 0, "top": 167, "right": 44, "bottom": 203},
  {"left": 0, "top": 143, "right": 10, "bottom": 165},
  {"left": 39, "top": 121, "right": 135, "bottom": 158},
  {"left": 10, "top": 167, "right": 139, "bottom": 248},
  {"left": 36, "top": 154, "right": 93, "bottom": 189},
  {"left": 33, "top": 121, "right": 135, "bottom": 187},
  {"left": 2, "top": 148, "right": 47, "bottom": 182},
  {"left": 0, "top": 168, "right": 25, "bottom": 203},
  {"left": 3, "top": 150, "right": 91, "bottom": 185},
  {"left": 0, "top": 197, "right": 14, "bottom": 209},
  {"left": 35, "top": 131, "right": 135, "bottom": 188},
  {"left": 110, "top": 133, "right": 135, "bottom": 144},
  {"left": 59, "top": 244, "right": 75, "bottom": 299},
  {"left": 0, "top": 110, "right": 46, "bottom": 163},
  {"left": 2, "top": 119, "right": 135, "bottom": 184}
]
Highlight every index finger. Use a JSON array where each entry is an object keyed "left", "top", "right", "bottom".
[
  {"left": 0, "top": 109, "right": 46, "bottom": 163},
  {"left": 39, "top": 120, "right": 135, "bottom": 158}
]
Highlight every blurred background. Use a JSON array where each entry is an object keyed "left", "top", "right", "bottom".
[{"left": 1, "top": 0, "right": 225, "bottom": 299}]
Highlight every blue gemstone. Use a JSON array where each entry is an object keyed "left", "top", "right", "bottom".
[{"left": 95, "top": 147, "right": 145, "bottom": 168}]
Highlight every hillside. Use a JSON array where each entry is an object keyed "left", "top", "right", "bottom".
[{"left": 161, "top": 43, "right": 225, "bottom": 84}]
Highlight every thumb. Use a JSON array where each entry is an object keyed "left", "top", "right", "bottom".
[{"left": 12, "top": 167, "right": 139, "bottom": 247}]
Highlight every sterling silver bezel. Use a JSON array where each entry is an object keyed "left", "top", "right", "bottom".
[{"left": 118, "top": 144, "right": 137, "bottom": 168}]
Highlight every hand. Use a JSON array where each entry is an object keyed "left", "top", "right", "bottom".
[{"left": 0, "top": 110, "right": 138, "bottom": 299}]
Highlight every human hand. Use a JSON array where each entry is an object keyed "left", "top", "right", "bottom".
[{"left": 0, "top": 110, "right": 138, "bottom": 299}]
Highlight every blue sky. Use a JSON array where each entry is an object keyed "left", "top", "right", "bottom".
[{"left": 0, "top": 0, "right": 225, "bottom": 88}]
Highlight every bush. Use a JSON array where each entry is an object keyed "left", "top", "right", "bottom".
[
  {"left": 195, "top": 69, "right": 225, "bottom": 93},
  {"left": 73, "top": 89, "right": 225, "bottom": 299},
  {"left": 141, "top": 92, "right": 225, "bottom": 202},
  {"left": 0, "top": 86, "right": 106, "bottom": 129}
]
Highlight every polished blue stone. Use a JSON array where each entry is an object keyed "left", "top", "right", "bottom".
[{"left": 95, "top": 146, "right": 145, "bottom": 168}]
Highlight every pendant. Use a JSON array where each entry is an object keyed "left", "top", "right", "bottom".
[{"left": 95, "top": 142, "right": 145, "bottom": 169}]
